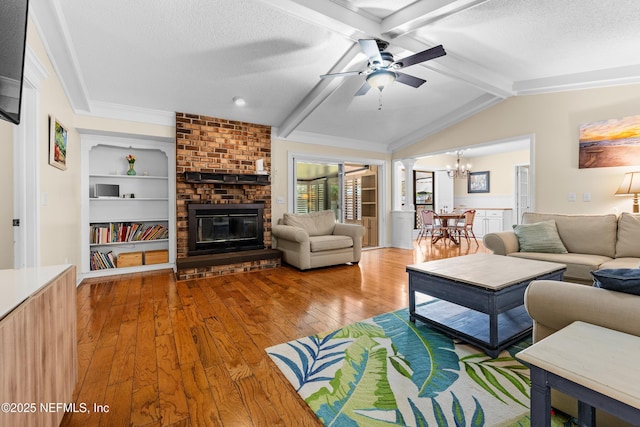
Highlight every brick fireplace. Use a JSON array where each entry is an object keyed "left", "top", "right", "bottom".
[{"left": 175, "top": 112, "right": 280, "bottom": 280}]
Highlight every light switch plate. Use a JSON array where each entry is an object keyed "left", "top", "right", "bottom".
[
  {"left": 583, "top": 192, "right": 591, "bottom": 202},
  {"left": 568, "top": 192, "right": 576, "bottom": 202}
]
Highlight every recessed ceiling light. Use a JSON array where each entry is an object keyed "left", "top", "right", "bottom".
[{"left": 233, "top": 97, "right": 246, "bottom": 107}]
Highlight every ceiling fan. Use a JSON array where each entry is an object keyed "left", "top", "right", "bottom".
[{"left": 320, "top": 39, "right": 446, "bottom": 96}]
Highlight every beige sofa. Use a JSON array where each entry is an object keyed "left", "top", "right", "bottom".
[
  {"left": 483, "top": 212, "right": 640, "bottom": 284},
  {"left": 272, "top": 210, "right": 365, "bottom": 270},
  {"left": 525, "top": 280, "right": 640, "bottom": 426}
]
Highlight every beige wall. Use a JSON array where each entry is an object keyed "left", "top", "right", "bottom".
[
  {"left": 395, "top": 83, "right": 640, "bottom": 214},
  {"left": 453, "top": 149, "right": 529, "bottom": 197},
  {"left": 271, "top": 138, "right": 392, "bottom": 244},
  {"left": 3, "top": 20, "right": 173, "bottom": 272},
  {"left": 30, "top": 21, "right": 81, "bottom": 268},
  {"left": 0, "top": 121, "right": 13, "bottom": 268}
]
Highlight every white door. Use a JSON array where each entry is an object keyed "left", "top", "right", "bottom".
[
  {"left": 515, "top": 165, "right": 531, "bottom": 224},
  {"left": 12, "top": 85, "right": 39, "bottom": 269},
  {"left": 435, "top": 170, "right": 454, "bottom": 212}
]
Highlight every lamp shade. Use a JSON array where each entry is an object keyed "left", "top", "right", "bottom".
[
  {"left": 366, "top": 70, "right": 396, "bottom": 91},
  {"left": 615, "top": 172, "right": 640, "bottom": 195}
]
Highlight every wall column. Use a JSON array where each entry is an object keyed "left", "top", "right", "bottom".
[{"left": 391, "top": 158, "right": 416, "bottom": 250}]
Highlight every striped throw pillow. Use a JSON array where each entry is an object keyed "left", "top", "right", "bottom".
[{"left": 513, "top": 220, "right": 568, "bottom": 253}]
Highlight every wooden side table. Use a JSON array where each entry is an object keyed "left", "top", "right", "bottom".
[{"left": 517, "top": 321, "right": 640, "bottom": 426}]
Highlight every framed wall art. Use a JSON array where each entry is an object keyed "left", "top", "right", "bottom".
[
  {"left": 579, "top": 114, "right": 640, "bottom": 168},
  {"left": 49, "top": 116, "right": 68, "bottom": 170},
  {"left": 468, "top": 171, "right": 490, "bottom": 193}
]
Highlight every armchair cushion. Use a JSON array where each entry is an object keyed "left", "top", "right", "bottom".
[
  {"left": 283, "top": 211, "right": 336, "bottom": 236},
  {"left": 512, "top": 220, "right": 568, "bottom": 253},
  {"left": 592, "top": 268, "right": 640, "bottom": 295},
  {"left": 309, "top": 235, "right": 354, "bottom": 252}
]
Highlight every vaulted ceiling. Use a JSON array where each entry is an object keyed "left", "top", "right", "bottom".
[{"left": 30, "top": 0, "right": 640, "bottom": 153}]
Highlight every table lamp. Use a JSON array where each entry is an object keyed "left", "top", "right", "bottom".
[{"left": 615, "top": 171, "right": 640, "bottom": 213}]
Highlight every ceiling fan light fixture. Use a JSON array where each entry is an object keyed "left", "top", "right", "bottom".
[{"left": 366, "top": 69, "right": 396, "bottom": 91}]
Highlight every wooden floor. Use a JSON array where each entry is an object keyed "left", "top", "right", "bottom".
[{"left": 62, "top": 240, "right": 490, "bottom": 427}]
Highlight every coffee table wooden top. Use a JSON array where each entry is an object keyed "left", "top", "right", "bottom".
[
  {"left": 406, "top": 254, "right": 566, "bottom": 290},
  {"left": 517, "top": 321, "right": 640, "bottom": 410}
]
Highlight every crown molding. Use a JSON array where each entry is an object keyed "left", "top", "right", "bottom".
[
  {"left": 29, "top": 0, "right": 91, "bottom": 111},
  {"left": 23, "top": 47, "right": 49, "bottom": 90},
  {"left": 75, "top": 101, "right": 176, "bottom": 127},
  {"left": 514, "top": 64, "right": 640, "bottom": 95}
]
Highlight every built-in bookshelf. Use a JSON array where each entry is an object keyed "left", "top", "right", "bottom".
[
  {"left": 361, "top": 167, "right": 378, "bottom": 247},
  {"left": 80, "top": 130, "right": 176, "bottom": 278}
]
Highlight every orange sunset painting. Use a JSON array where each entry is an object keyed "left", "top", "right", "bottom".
[{"left": 579, "top": 114, "right": 640, "bottom": 168}]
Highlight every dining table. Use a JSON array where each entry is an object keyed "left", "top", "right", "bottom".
[{"left": 432, "top": 212, "right": 464, "bottom": 245}]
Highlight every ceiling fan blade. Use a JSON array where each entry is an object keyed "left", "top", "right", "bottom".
[
  {"left": 396, "top": 72, "right": 426, "bottom": 88},
  {"left": 320, "top": 71, "right": 362, "bottom": 79},
  {"left": 358, "top": 39, "right": 383, "bottom": 66},
  {"left": 395, "top": 45, "right": 446, "bottom": 69},
  {"left": 354, "top": 81, "right": 371, "bottom": 96}
]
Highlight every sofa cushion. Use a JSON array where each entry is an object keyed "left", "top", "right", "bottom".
[
  {"left": 509, "top": 252, "right": 612, "bottom": 281},
  {"left": 615, "top": 212, "right": 640, "bottom": 258},
  {"left": 283, "top": 210, "right": 336, "bottom": 236},
  {"left": 600, "top": 257, "right": 640, "bottom": 270},
  {"left": 592, "top": 268, "right": 640, "bottom": 295},
  {"left": 309, "top": 235, "right": 353, "bottom": 252},
  {"left": 513, "top": 220, "right": 567, "bottom": 253},
  {"left": 522, "top": 212, "right": 617, "bottom": 258}
]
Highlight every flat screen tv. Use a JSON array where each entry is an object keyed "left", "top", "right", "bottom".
[{"left": 0, "top": 0, "right": 29, "bottom": 125}]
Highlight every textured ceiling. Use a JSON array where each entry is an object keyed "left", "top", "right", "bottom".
[{"left": 30, "top": 0, "right": 640, "bottom": 153}]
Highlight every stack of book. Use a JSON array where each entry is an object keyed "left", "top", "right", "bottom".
[
  {"left": 90, "top": 223, "right": 169, "bottom": 244},
  {"left": 90, "top": 251, "right": 116, "bottom": 270}
]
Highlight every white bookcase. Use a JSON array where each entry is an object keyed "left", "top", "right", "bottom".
[{"left": 80, "top": 130, "right": 176, "bottom": 278}]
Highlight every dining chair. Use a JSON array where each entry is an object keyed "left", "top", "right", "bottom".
[
  {"left": 417, "top": 209, "right": 441, "bottom": 243},
  {"left": 454, "top": 209, "right": 478, "bottom": 245}
]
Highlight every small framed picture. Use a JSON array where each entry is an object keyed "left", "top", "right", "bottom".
[
  {"left": 468, "top": 171, "right": 490, "bottom": 193},
  {"left": 49, "top": 116, "right": 68, "bottom": 170}
]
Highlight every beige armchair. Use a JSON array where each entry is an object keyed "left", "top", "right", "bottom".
[{"left": 272, "top": 210, "right": 365, "bottom": 270}]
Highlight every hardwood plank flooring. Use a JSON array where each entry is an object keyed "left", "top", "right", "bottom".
[{"left": 62, "top": 241, "right": 490, "bottom": 426}]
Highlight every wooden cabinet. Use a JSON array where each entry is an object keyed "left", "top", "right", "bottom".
[
  {"left": 472, "top": 209, "right": 513, "bottom": 237},
  {"left": 0, "top": 266, "right": 77, "bottom": 427},
  {"left": 80, "top": 131, "right": 176, "bottom": 277},
  {"left": 363, "top": 217, "right": 378, "bottom": 247}
]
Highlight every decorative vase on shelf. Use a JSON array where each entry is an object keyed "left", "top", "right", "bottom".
[{"left": 126, "top": 154, "right": 136, "bottom": 176}]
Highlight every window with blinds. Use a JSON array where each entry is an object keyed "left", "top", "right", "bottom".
[
  {"left": 296, "top": 179, "right": 327, "bottom": 214},
  {"left": 344, "top": 177, "right": 361, "bottom": 221}
]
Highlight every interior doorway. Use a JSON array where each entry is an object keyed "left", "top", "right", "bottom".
[{"left": 293, "top": 159, "right": 379, "bottom": 248}]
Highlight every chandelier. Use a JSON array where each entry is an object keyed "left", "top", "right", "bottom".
[{"left": 446, "top": 151, "right": 471, "bottom": 179}]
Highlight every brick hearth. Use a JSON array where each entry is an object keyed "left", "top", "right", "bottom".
[{"left": 175, "top": 112, "right": 279, "bottom": 279}]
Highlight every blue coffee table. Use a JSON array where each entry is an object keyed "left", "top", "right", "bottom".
[{"left": 406, "top": 254, "right": 565, "bottom": 357}]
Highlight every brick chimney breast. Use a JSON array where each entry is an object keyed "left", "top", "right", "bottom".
[{"left": 175, "top": 112, "right": 276, "bottom": 279}]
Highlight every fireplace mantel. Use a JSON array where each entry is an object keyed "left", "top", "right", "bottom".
[{"left": 184, "top": 171, "right": 270, "bottom": 185}]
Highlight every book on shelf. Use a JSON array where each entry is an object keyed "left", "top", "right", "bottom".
[
  {"left": 90, "top": 223, "right": 168, "bottom": 244},
  {"left": 90, "top": 250, "right": 116, "bottom": 270}
]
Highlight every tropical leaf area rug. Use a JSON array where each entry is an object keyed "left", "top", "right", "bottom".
[{"left": 267, "top": 306, "right": 577, "bottom": 427}]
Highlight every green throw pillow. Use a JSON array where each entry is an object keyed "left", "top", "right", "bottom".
[{"left": 513, "top": 220, "right": 568, "bottom": 253}]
